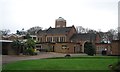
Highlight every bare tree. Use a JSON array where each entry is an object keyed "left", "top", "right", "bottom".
[
  {"left": 76, "top": 26, "right": 86, "bottom": 33},
  {"left": 76, "top": 26, "right": 97, "bottom": 34},
  {"left": 16, "top": 28, "right": 27, "bottom": 35},
  {"left": 0, "top": 29, "right": 10, "bottom": 35},
  {"left": 107, "top": 28, "right": 118, "bottom": 40},
  {"left": 27, "top": 26, "right": 43, "bottom": 35}
]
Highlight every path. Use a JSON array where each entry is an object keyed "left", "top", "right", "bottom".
[{"left": 2, "top": 52, "right": 87, "bottom": 65}]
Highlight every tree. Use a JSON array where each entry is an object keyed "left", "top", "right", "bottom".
[
  {"left": 12, "top": 38, "right": 36, "bottom": 55},
  {"left": 24, "top": 38, "right": 36, "bottom": 55},
  {"left": 25, "top": 38, "right": 36, "bottom": 48},
  {"left": 27, "top": 26, "right": 42, "bottom": 35},
  {"left": 0, "top": 29, "right": 10, "bottom": 35},
  {"left": 108, "top": 29, "right": 117, "bottom": 35},
  {"left": 76, "top": 26, "right": 86, "bottom": 33},
  {"left": 76, "top": 26, "right": 97, "bottom": 34},
  {"left": 107, "top": 28, "right": 118, "bottom": 40},
  {"left": 84, "top": 42, "right": 95, "bottom": 56},
  {"left": 87, "top": 29, "right": 97, "bottom": 34},
  {"left": 12, "top": 40, "right": 22, "bottom": 55},
  {"left": 16, "top": 30, "right": 21, "bottom": 35},
  {"left": 16, "top": 29, "right": 27, "bottom": 35}
]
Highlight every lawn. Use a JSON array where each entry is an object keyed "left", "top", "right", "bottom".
[{"left": 2, "top": 56, "right": 119, "bottom": 71}]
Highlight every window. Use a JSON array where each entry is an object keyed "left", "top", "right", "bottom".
[
  {"left": 47, "top": 36, "right": 66, "bottom": 42},
  {"left": 53, "top": 37, "right": 56, "bottom": 42},
  {"left": 56, "top": 37, "right": 59, "bottom": 42},
  {"left": 38, "top": 38, "right": 39, "bottom": 41},
  {"left": 38, "top": 37, "right": 42, "bottom": 42},
  {"left": 60, "top": 37, "right": 65, "bottom": 42},
  {"left": 33, "top": 37, "right": 36, "bottom": 40},
  {"left": 47, "top": 37, "right": 52, "bottom": 42},
  {"left": 53, "top": 37, "right": 59, "bottom": 42}
]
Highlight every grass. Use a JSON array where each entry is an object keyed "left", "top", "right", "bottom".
[{"left": 2, "top": 56, "right": 119, "bottom": 71}]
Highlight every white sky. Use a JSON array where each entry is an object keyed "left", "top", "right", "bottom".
[{"left": 0, "top": 0, "right": 119, "bottom": 33}]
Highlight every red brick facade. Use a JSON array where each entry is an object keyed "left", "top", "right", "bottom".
[
  {"left": 2, "top": 17, "right": 119, "bottom": 55},
  {"left": 111, "top": 40, "right": 120, "bottom": 55},
  {"left": 95, "top": 43, "right": 111, "bottom": 55}
]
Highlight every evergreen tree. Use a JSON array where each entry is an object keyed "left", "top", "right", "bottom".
[{"left": 84, "top": 42, "right": 95, "bottom": 56}]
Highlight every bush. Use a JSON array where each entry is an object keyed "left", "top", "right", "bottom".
[
  {"left": 22, "top": 38, "right": 36, "bottom": 55},
  {"left": 84, "top": 42, "right": 95, "bottom": 56},
  {"left": 23, "top": 48, "right": 36, "bottom": 55}
]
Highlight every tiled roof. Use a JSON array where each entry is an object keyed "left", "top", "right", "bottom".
[
  {"left": 46, "top": 27, "right": 72, "bottom": 34},
  {"left": 37, "top": 26, "right": 73, "bottom": 35},
  {"left": 37, "top": 30, "right": 47, "bottom": 35},
  {"left": 70, "top": 33, "right": 96, "bottom": 41}
]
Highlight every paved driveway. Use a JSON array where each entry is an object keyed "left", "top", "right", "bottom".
[{"left": 2, "top": 52, "right": 87, "bottom": 65}]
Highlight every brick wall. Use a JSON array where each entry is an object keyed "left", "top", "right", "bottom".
[
  {"left": 54, "top": 43, "right": 81, "bottom": 53},
  {"left": 95, "top": 43, "right": 111, "bottom": 55},
  {"left": 111, "top": 40, "right": 120, "bottom": 55}
]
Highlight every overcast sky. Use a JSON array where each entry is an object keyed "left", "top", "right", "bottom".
[{"left": 0, "top": 0, "right": 119, "bottom": 33}]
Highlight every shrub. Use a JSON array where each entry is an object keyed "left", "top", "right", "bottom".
[
  {"left": 84, "top": 42, "right": 95, "bottom": 56},
  {"left": 23, "top": 48, "right": 36, "bottom": 55},
  {"left": 23, "top": 38, "right": 36, "bottom": 55}
]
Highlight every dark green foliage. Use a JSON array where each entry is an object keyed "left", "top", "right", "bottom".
[
  {"left": 25, "top": 38, "right": 36, "bottom": 48},
  {"left": 12, "top": 40, "right": 22, "bottom": 55},
  {"left": 84, "top": 42, "right": 95, "bottom": 56},
  {"left": 23, "top": 48, "right": 35, "bottom": 55},
  {"left": 23, "top": 39, "right": 36, "bottom": 55},
  {"left": 12, "top": 38, "right": 36, "bottom": 55}
]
